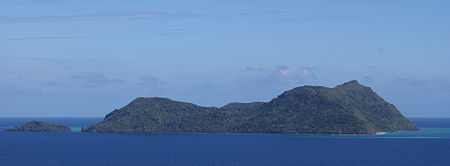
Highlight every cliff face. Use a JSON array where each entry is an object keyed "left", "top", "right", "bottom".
[
  {"left": 7, "top": 121, "right": 72, "bottom": 132},
  {"left": 82, "top": 80, "right": 418, "bottom": 134}
]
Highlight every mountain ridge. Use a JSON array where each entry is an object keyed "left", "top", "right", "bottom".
[{"left": 82, "top": 80, "right": 418, "bottom": 134}]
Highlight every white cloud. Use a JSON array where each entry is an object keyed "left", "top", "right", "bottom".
[
  {"left": 71, "top": 72, "right": 125, "bottom": 88},
  {"left": 238, "top": 66, "right": 316, "bottom": 88},
  {"left": 139, "top": 75, "right": 162, "bottom": 87},
  {"left": 271, "top": 66, "right": 316, "bottom": 81}
]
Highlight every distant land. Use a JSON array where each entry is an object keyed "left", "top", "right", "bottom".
[
  {"left": 7, "top": 121, "right": 72, "bottom": 132},
  {"left": 82, "top": 80, "right": 418, "bottom": 134}
]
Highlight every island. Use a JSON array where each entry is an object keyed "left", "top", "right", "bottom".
[
  {"left": 7, "top": 121, "right": 72, "bottom": 132},
  {"left": 82, "top": 80, "right": 418, "bottom": 134}
]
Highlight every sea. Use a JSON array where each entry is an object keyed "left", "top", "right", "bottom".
[{"left": 0, "top": 118, "right": 449, "bottom": 166}]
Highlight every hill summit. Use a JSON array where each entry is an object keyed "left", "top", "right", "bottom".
[{"left": 82, "top": 80, "right": 418, "bottom": 134}]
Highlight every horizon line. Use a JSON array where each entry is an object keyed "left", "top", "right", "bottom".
[{"left": 1, "top": 116, "right": 450, "bottom": 119}]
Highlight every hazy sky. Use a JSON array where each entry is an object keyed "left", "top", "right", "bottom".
[{"left": 1, "top": 0, "right": 449, "bottom": 117}]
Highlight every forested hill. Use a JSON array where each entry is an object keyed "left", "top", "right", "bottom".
[{"left": 82, "top": 80, "right": 418, "bottom": 134}]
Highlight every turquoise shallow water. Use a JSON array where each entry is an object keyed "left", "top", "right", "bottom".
[
  {"left": 378, "top": 128, "right": 450, "bottom": 139},
  {"left": 0, "top": 118, "right": 449, "bottom": 166}
]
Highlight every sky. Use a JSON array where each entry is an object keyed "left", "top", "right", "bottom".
[{"left": 0, "top": 0, "right": 449, "bottom": 117}]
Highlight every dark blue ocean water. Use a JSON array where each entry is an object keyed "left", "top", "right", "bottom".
[{"left": 1, "top": 118, "right": 450, "bottom": 166}]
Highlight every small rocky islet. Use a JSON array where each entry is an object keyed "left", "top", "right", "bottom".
[
  {"left": 82, "top": 80, "right": 419, "bottom": 134},
  {"left": 7, "top": 121, "right": 72, "bottom": 132}
]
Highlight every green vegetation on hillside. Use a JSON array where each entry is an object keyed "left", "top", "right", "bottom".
[{"left": 82, "top": 80, "right": 418, "bottom": 134}]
